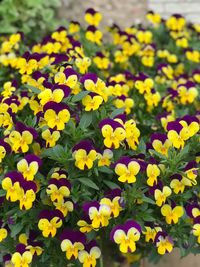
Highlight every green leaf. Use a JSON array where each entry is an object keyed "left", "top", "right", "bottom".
[
  {"left": 110, "top": 108, "right": 125, "bottom": 119},
  {"left": 142, "top": 195, "right": 155, "bottom": 205},
  {"left": 25, "top": 85, "right": 41, "bottom": 94},
  {"left": 71, "top": 91, "right": 90, "bottom": 102},
  {"left": 77, "top": 178, "right": 99, "bottom": 190},
  {"left": 10, "top": 223, "right": 24, "bottom": 237},
  {"left": 98, "top": 166, "right": 113, "bottom": 174},
  {"left": 79, "top": 112, "right": 93, "bottom": 129},
  {"left": 0, "top": 190, "right": 6, "bottom": 197},
  {"left": 103, "top": 180, "right": 120, "bottom": 189},
  {"left": 137, "top": 138, "right": 146, "bottom": 153}
]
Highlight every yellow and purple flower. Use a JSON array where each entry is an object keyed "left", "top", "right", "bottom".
[{"left": 155, "top": 231, "right": 173, "bottom": 255}]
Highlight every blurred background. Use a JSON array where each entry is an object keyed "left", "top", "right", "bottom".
[{"left": 0, "top": 0, "right": 200, "bottom": 266}]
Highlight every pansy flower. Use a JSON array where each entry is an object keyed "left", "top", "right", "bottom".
[
  {"left": 68, "top": 20, "right": 80, "bottom": 34},
  {"left": 53, "top": 198, "right": 74, "bottom": 217},
  {"left": 85, "top": 26, "right": 103, "bottom": 46},
  {"left": 1, "top": 80, "right": 17, "bottom": 98},
  {"left": 99, "top": 118, "right": 126, "bottom": 149},
  {"left": 193, "top": 216, "right": 200, "bottom": 243},
  {"left": 72, "top": 140, "right": 97, "bottom": 170},
  {"left": 17, "top": 154, "right": 42, "bottom": 181},
  {"left": 54, "top": 68, "right": 78, "bottom": 89},
  {"left": 75, "top": 57, "right": 91, "bottom": 74},
  {"left": 38, "top": 83, "right": 70, "bottom": 106},
  {"left": 146, "top": 11, "right": 161, "bottom": 26},
  {"left": 143, "top": 224, "right": 162, "bottom": 242},
  {"left": 50, "top": 168, "right": 68, "bottom": 180},
  {"left": 60, "top": 230, "right": 86, "bottom": 260},
  {"left": 135, "top": 73, "right": 154, "bottom": 94},
  {"left": 78, "top": 240, "right": 101, "bottom": 267},
  {"left": 11, "top": 244, "right": 33, "bottom": 267},
  {"left": 170, "top": 174, "right": 185, "bottom": 194},
  {"left": 8, "top": 122, "right": 37, "bottom": 153},
  {"left": 151, "top": 133, "right": 172, "bottom": 156},
  {"left": 38, "top": 210, "right": 63, "bottom": 237},
  {"left": 19, "top": 231, "right": 43, "bottom": 256},
  {"left": 97, "top": 149, "right": 113, "bottom": 167},
  {"left": 100, "top": 189, "right": 122, "bottom": 218},
  {"left": 0, "top": 139, "right": 11, "bottom": 163},
  {"left": 166, "top": 14, "right": 185, "bottom": 31},
  {"left": 42, "top": 128, "right": 61, "bottom": 147},
  {"left": 84, "top": 8, "right": 102, "bottom": 27},
  {"left": 17, "top": 55, "right": 37, "bottom": 75},
  {"left": 114, "top": 156, "right": 140, "bottom": 183},
  {"left": 114, "top": 95, "right": 134, "bottom": 114},
  {"left": 77, "top": 215, "right": 94, "bottom": 233},
  {"left": 186, "top": 203, "right": 200, "bottom": 219},
  {"left": 82, "top": 92, "right": 103, "bottom": 111},
  {"left": 124, "top": 119, "right": 140, "bottom": 150},
  {"left": 46, "top": 178, "right": 71, "bottom": 203},
  {"left": 155, "top": 231, "right": 173, "bottom": 255},
  {"left": 158, "top": 112, "right": 175, "bottom": 131},
  {"left": 167, "top": 121, "right": 188, "bottom": 149},
  {"left": 83, "top": 201, "right": 111, "bottom": 229},
  {"left": 177, "top": 81, "right": 198, "bottom": 104},
  {"left": 183, "top": 160, "right": 199, "bottom": 186},
  {"left": 43, "top": 101, "right": 70, "bottom": 130},
  {"left": 0, "top": 220, "right": 8, "bottom": 242},
  {"left": 146, "top": 163, "right": 160, "bottom": 186},
  {"left": 192, "top": 69, "right": 200, "bottom": 83},
  {"left": 93, "top": 52, "right": 110, "bottom": 70},
  {"left": 110, "top": 220, "right": 141, "bottom": 253},
  {"left": 161, "top": 203, "right": 184, "bottom": 224},
  {"left": 18, "top": 180, "right": 37, "bottom": 210},
  {"left": 153, "top": 183, "right": 172, "bottom": 207},
  {"left": 178, "top": 115, "right": 199, "bottom": 139},
  {"left": 2, "top": 171, "right": 23, "bottom": 202}
]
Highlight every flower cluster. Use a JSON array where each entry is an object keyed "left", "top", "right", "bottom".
[{"left": 0, "top": 8, "right": 199, "bottom": 267}]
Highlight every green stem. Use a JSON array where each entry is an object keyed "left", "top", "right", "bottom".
[{"left": 100, "top": 255, "right": 104, "bottom": 267}]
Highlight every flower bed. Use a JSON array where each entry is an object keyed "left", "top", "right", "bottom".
[{"left": 0, "top": 8, "right": 199, "bottom": 267}]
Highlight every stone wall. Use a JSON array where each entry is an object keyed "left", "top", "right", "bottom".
[
  {"left": 58, "top": 0, "right": 147, "bottom": 28},
  {"left": 148, "top": 0, "right": 200, "bottom": 23}
]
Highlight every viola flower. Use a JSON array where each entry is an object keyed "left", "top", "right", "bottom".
[
  {"left": 72, "top": 141, "right": 97, "bottom": 170},
  {"left": 1, "top": 80, "right": 17, "bottom": 98},
  {"left": 54, "top": 68, "right": 78, "bottom": 89},
  {"left": 193, "top": 69, "right": 200, "bottom": 84},
  {"left": 143, "top": 225, "right": 162, "bottom": 242},
  {"left": 53, "top": 198, "right": 74, "bottom": 217},
  {"left": 17, "top": 154, "right": 42, "bottom": 181},
  {"left": 93, "top": 52, "right": 110, "bottom": 70},
  {"left": 135, "top": 73, "right": 154, "bottom": 94},
  {"left": 75, "top": 57, "right": 91, "bottom": 74},
  {"left": 144, "top": 89, "right": 161, "bottom": 111},
  {"left": 157, "top": 63, "right": 174, "bottom": 80},
  {"left": 83, "top": 201, "right": 111, "bottom": 229},
  {"left": 151, "top": 133, "right": 172, "bottom": 156},
  {"left": 154, "top": 184, "right": 172, "bottom": 207},
  {"left": 50, "top": 168, "right": 68, "bottom": 180},
  {"left": 100, "top": 189, "right": 122, "bottom": 218},
  {"left": 85, "top": 26, "right": 103, "bottom": 46},
  {"left": 18, "top": 180, "right": 37, "bottom": 210},
  {"left": 11, "top": 244, "right": 33, "bottom": 267},
  {"left": 17, "top": 56, "right": 37, "bottom": 75},
  {"left": 8, "top": 122, "right": 37, "bottom": 153},
  {"left": 185, "top": 48, "right": 200, "bottom": 63},
  {"left": 110, "top": 220, "right": 141, "bottom": 253},
  {"left": 177, "top": 81, "right": 198, "bottom": 104},
  {"left": 0, "top": 220, "right": 8, "bottom": 242},
  {"left": 78, "top": 241, "right": 101, "bottom": 267},
  {"left": 161, "top": 204, "right": 184, "bottom": 224},
  {"left": 82, "top": 92, "right": 103, "bottom": 111},
  {"left": 167, "top": 121, "right": 188, "bottom": 149},
  {"left": 77, "top": 215, "right": 94, "bottom": 233},
  {"left": 114, "top": 95, "right": 134, "bottom": 114},
  {"left": 43, "top": 101, "right": 70, "bottom": 130},
  {"left": 46, "top": 178, "right": 71, "bottom": 203},
  {"left": 124, "top": 119, "right": 140, "bottom": 150},
  {"left": 60, "top": 230, "right": 86, "bottom": 260},
  {"left": 38, "top": 210, "right": 63, "bottom": 237},
  {"left": 166, "top": 14, "right": 185, "bottom": 31},
  {"left": 97, "top": 149, "right": 113, "bottom": 167},
  {"left": 155, "top": 231, "right": 173, "bottom": 255},
  {"left": 114, "top": 157, "right": 140, "bottom": 183},
  {"left": 159, "top": 112, "right": 175, "bottom": 131},
  {"left": 38, "top": 84, "right": 70, "bottom": 106},
  {"left": 42, "top": 128, "right": 61, "bottom": 147},
  {"left": 146, "top": 163, "right": 160, "bottom": 186},
  {"left": 81, "top": 73, "right": 108, "bottom": 101},
  {"left": 99, "top": 119, "right": 126, "bottom": 149},
  {"left": 68, "top": 21, "right": 80, "bottom": 34},
  {"left": 170, "top": 174, "right": 185, "bottom": 194},
  {"left": 84, "top": 8, "right": 102, "bottom": 27},
  {"left": 2, "top": 171, "right": 23, "bottom": 202},
  {"left": 136, "top": 29, "right": 152, "bottom": 44},
  {"left": 0, "top": 139, "right": 11, "bottom": 163},
  {"left": 146, "top": 11, "right": 161, "bottom": 26},
  {"left": 193, "top": 217, "right": 200, "bottom": 243},
  {"left": 178, "top": 115, "right": 199, "bottom": 139},
  {"left": 19, "top": 231, "right": 43, "bottom": 256},
  {"left": 183, "top": 160, "right": 199, "bottom": 186}
]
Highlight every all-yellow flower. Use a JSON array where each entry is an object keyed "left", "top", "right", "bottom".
[
  {"left": 161, "top": 204, "right": 184, "bottom": 224},
  {"left": 115, "top": 158, "right": 140, "bottom": 183}
]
